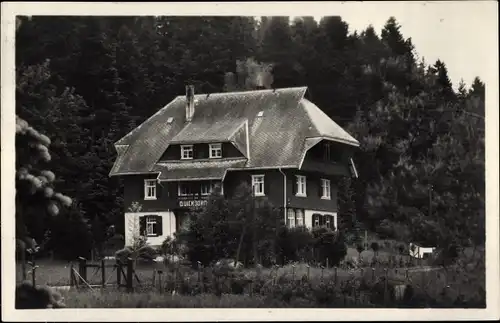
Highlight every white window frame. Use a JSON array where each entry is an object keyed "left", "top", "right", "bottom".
[
  {"left": 178, "top": 182, "right": 193, "bottom": 197},
  {"left": 146, "top": 216, "right": 158, "bottom": 236},
  {"left": 200, "top": 181, "right": 212, "bottom": 196},
  {"left": 296, "top": 175, "right": 307, "bottom": 197},
  {"left": 144, "top": 179, "right": 157, "bottom": 200},
  {"left": 209, "top": 143, "right": 222, "bottom": 159},
  {"left": 287, "top": 209, "right": 296, "bottom": 228},
  {"left": 252, "top": 175, "right": 265, "bottom": 196},
  {"left": 296, "top": 209, "right": 304, "bottom": 227},
  {"left": 321, "top": 178, "right": 331, "bottom": 200},
  {"left": 181, "top": 145, "right": 194, "bottom": 160}
]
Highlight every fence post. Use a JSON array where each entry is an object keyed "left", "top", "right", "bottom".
[
  {"left": 78, "top": 257, "right": 87, "bottom": 286},
  {"left": 306, "top": 265, "right": 310, "bottom": 280},
  {"left": 116, "top": 260, "right": 122, "bottom": 287},
  {"left": 292, "top": 265, "right": 295, "bottom": 281},
  {"left": 334, "top": 266, "right": 338, "bottom": 286},
  {"left": 69, "top": 263, "right": 74, "bottom": 287},
  {"left": 326, "top": 258, "right": 329, "bottom": 269},
  {"left": 197, "top": 261, "right": 202, "bottom": 283},
  {"left": 372, "top": 267, "right": 375, "bottom": 282},
  {"left": 101, "top": 259, "right": 106, "bottom": 289},
  {"left": 31, "top": 258, "right": 37, "bottom": 287},
  {"left": 158, "top": 270, "right": 163, "bottom": 294},
  {"left": 126, "top": 257, "right": 134, "bottom": 293},
  {"left": 383, "top": 268, "right": 388, "bottom": 306},
  {"left": 321, "top": 266, "right": 324, "bottom": 281}
]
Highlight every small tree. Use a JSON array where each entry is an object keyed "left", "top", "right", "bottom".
[
  {"left": 356, "top": 244, "right": 364, "bottom": 261},
  {"left": 370, "top": 241, "right": 380, "bottom": 263},
  {"left": 312, "top": 226, "right": 347, "bottom": 267},
  {"left": 115, "top": 202, "right": 157, "bottom": 264}
]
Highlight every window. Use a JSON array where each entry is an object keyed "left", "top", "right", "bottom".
[
  {"left": 312, "top": 213, "right": 337, "bottom": 230},
  {"left": 144, "top": 180, "right": 157, "bottom": 200},
  {"left": 313, "top": 213, "right": 321, "bottom": 227},
  {"left": 287, "top": 209, "right": 296, "bottom": 228},
  {"left": 200, "top": 181, "right": 212, "bottom": 196},
  {"left": 178, "top": 182, "right": 194, "bottom": 196},
  {"left": 181, "top": 145, "right": 193, "bottom": 160},
  {"left": 209, "top": 143, "right": 222, "bottom": 159},
  {"left": 296, "top": 209, "right": 304, "bottom": 227},
  {"left": 321, "top": 179, "right": 331, "bottom": 199},
  {"left": 146, "top": 216, "right": 157, "bottom": 236},
  {"left": 252, "top": 175, "right": 265, "bottom": 196},
  {"left": 296, "top": 175, "right": 307, "bottom": 196},
  {"left": 286, "top": 208, "right": 305, "bottom": 228}
]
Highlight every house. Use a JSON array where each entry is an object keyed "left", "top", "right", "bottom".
[
  {"left": 409, "top": 242, "right": 436, "bottom": 259},
  {"left": 109, "top": 86, "right": 360, "bottom": 247}
]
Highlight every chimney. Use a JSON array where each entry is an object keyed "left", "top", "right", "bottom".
[{"left": 185, "top": 85, "right": 195, "bottom": 122}]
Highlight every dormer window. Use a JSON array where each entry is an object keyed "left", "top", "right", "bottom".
[
  {"left": 181, "top": 145, "right": 193, "bottom": 160},
  {"left": 257, "top": 111, "right": 264, "bottom": 117},
  {"left": 209, "top": 143, "right": 222, "bottom": 159}
]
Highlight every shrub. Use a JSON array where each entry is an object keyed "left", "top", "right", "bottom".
[
  {"left": 311, "top": 226, "right": 347, "bottom": 267},
  {"left": 277, "top": 226, "right": 314, "bottom": 264}
]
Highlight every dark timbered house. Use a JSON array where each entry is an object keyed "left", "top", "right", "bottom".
[{"left": 110, "top": 86, "right": 359, "bottom": 247}]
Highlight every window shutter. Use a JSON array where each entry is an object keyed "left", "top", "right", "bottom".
[
  {"left": 139, "top": 216, "right": 146, "bottom": 236},
  {"left": 264, "top": 175, "right": 269, "bottom": 195},
  {"left": 312, "top": 213, "right": 319, "bottom": 227},
  {"left": 291, "top": 176, "right": 296, "bottom": 195},
  {"left": 319, "top": 214, "right": 324, "bottom": 226},
  {"left": 141, "top": 180, "right": 145, "bottom": 200},
  {"left": 156, "top": 181, "right": 162, "bottom": 199},
  {"left": 319, "top": 179, "right": 323, "bottom": 197},
  {"left": 192, "top": 145, "right": 198, "bottom": 159},
  {"left": 156, "top": 215, "right": 163, "bottom": 236}
]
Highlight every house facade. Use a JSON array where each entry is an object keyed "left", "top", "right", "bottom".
[{"left": 110, "top": 86, "right": 359, "bottom": 247}]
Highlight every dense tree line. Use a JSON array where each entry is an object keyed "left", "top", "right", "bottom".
[{"left": 15, "top": 16, "right": 485, "bottom": 260}]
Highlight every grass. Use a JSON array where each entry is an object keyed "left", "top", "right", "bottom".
[
  {"left": 16, "top": 244, "right": 484, "bottom": 308},
  {"left": 61, "top": 289, "right": 286, "bottom": 308}
]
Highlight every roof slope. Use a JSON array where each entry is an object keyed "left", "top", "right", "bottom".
[
  {"left": 153, "top": 159, "right": 247, "bottom": 181},
  {"left": 301, "top": 99, "right": 359, "bottom": 146},
  {"left": 110, "top": 87, "right": 359, "bottom": 177}
]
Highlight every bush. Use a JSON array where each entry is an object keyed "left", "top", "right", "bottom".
[
  {"left": 311, "top": 227, "right": 347, "bottom": 267},
  {"left": 114, "top": 244, "right": 158, "bottom": 263},
  {"left": 277, "top": 226, "right": 314, "bottom": 264}
]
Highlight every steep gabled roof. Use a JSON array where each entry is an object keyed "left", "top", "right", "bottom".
[{"left": 109, "top": 87, "right": 359, "bottom": 177}]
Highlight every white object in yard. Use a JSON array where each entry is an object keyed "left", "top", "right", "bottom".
[
  {"left": 409, "top": 243, "right": 435, "bottom": 259},
  {"left": 153, "top": 256, "right": 165, "bottom": 263}
]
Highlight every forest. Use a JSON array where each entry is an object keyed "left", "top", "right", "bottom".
[{"left": 15, "top": 16, "right": 485, "bottom": 261}]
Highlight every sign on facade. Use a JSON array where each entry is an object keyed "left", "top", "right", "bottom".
[{"left": 179, "top": 199, "right": 208, "bottom": 208}]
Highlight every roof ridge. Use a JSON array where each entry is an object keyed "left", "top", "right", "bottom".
[{"left": 173, "top": 86, "right": 308, "bottom": 99}]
